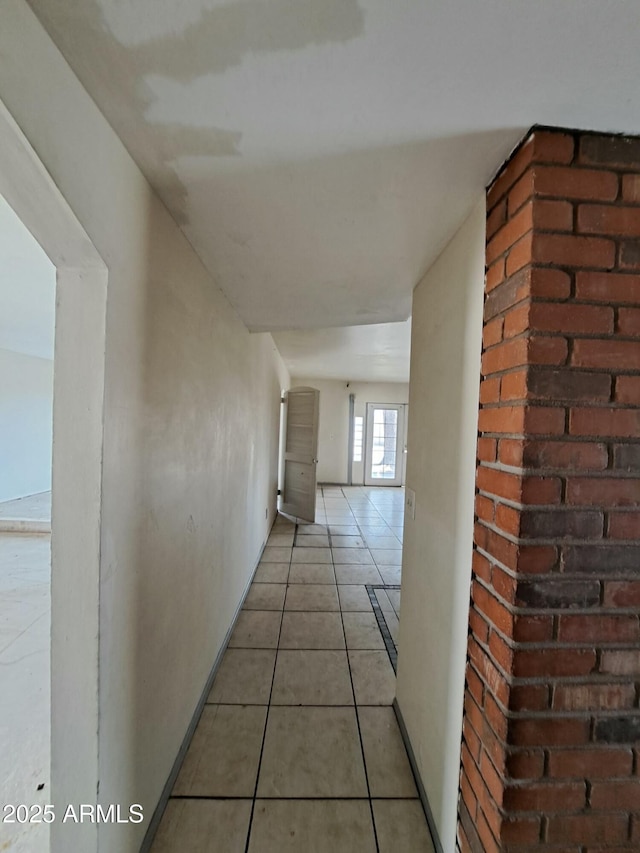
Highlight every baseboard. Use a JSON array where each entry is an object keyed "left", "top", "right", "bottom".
[
  {"left": 139, "top": 542, "right": 266, "bottom": 852},
  {"left": 392, "top": 698, "right": 445, "bottom": 853}
]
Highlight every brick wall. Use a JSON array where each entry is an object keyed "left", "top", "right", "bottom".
[{"left": 457, "top": 128, "right": 640, "bottom": 853}]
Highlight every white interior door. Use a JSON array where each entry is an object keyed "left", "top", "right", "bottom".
[
  {"left": 364, "top": 403, "right": 405, "bottom": 487},
  {"left": 280, "top": 387, "right": 319, "bottom": 522}
]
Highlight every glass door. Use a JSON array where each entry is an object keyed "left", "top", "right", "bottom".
[{"left": 364, "top": 403, "right": 405, "bottom": 486}]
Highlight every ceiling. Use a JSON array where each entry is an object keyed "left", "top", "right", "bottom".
[
  {"left": 0, "top": 194, "right": 56, "bottom": 361},
  {"left": 23, "top": 0, "right": 640, "bottom": 377}
]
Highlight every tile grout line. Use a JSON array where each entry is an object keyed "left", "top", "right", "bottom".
[
  {"left": 242, "top": 516, "right": 293, "bottom": 853},
  {"left": 338, "top": 486, "right": 381, "bottom": 853}
]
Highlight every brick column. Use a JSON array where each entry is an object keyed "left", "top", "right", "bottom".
[{"left": 458, "top": 128, "right": 640, "bottom": 853}]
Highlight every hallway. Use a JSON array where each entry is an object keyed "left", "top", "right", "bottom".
[{"left": 151, "top": 486, "right": 435, "bottom": 852}]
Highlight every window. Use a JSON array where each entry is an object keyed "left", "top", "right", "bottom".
[{"left": 353, "top": 416, "right": 364, "bottom": 462}]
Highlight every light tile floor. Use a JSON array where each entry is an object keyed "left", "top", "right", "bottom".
[{"left": 152, "top": 486, "right": 435, "bottom": 852}]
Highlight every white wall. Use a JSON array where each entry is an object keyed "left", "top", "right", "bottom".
[
  {"left": 0, "top": 4, "right": 289, "bottom": 852},
  {"left": 292, "top": 377, "right": 409, "bottom": 484},
  {"left": 0, "top": 348, "right": 53, "bottom": 501},
  {"left": 395, "top": 200, "right": 485, "bottom": 852}
]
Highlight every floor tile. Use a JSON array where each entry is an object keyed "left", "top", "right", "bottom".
[
  {"left": 331, "top": 535, "right": 365, "bottom": 548},
  {"left": 267, "top": 532, "right": 295, "bottom": 547},
  {"left": 285, "top": 584, "right": 339, "bottom": 611},
  {"left": 348, "top": 651, "right": 396, "bottom": 705},
  {"left": 363, "top": 536, "right": 401, "bottom": 550},
  {"left": 342, "top": 612, "right": 386, "bottom": 650},
  {"left": 288, "top": 564, "right": 336, "bottom": 584},
  {"left": 358, "top": 707, "right": 418, "bottom": 798},
  {"left": 379, "top": 567, "right": 401, "bottom": 585},
  {"left": 173, "top": 705, "right": 267, "bottom": 796},
  {"left": 328, "top": 525, "right": 361, "bottom": 536},
  {"left": 208, "top": 648, "right": 276, "bottom": 705},
  {"left": 248, "top": 800, "right": 376, "bottom": 853},
  {"left": 297, "top": 524, "right": 328, "bottom": 534},
  {"left": 337, "top": 585, "right": 372, "bottom": 611},
  {"left": 291, "top": 547, "right": 332, "bottom": 564},
  {"left": 386, "top": 589, "right": 401, "bottom": 613},
  {"left": 261, "top": 546, "right": 292, "bottom": 563},
  {"left": 279, "top": 612, "right": 345, "bottom": 649},
  {"left": 296, "top": 534, "right": 330, "bottom": 547},
  {"left": 151, "top": 799, "right": 252, "bottom": 852},
  {"left": 254, "top": 562, "right": 290, "bottom": 583},
  {"left": 257, "top": 707, "right": 367, "bottom": 797},
  {"left": 228, "top": 610, "right": 281, "bottom": 648},
  {"left": 334, "top": 565, "right": 383, "bottom": 585},
  {"left": 271, "top": 650, "right": 353, "bottom": 705},
  {"left": 370, "top": 549, "right": 402, "bottom": 567},
  {"left": 244, "top": 583, "right": 286, "bottom": 611},
  {"left": 372, "top": 800, "right": 435, "bottom": 852},
  {"left": 332, "top": 548, "right": 374, "bottom": 565}
]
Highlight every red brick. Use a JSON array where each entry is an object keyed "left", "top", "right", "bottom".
[
  {"left": 608, "top": 511, "right": 640, "bottom": 539},
  {"left": 489, "top": 630, "right": 514, "bottom": 672},
  {"left": 547, "top": 747, "right": 634, "bottom": 779},
  {"left": 500, "top": 370, "right": 528, "bottom": 401},
  {"left": 572, "top": 338, "right": 640, "bottom": 370},
  {"left": 547, "top": 813, "right": 629, "bottom": 844},
  {"left": 528, "top": 335, "right": 569, "bottom": 365},
  {"left": 623, "top": 174, "right": 640, "bottom": 203},
  {"left": 533, "top": 131, "right": 575, "bottom": 165},
  {"left": 507, "top": 168, "right": 536, "bottom": 216},
  {"left": 469, "top": 606, "right": 490, "bottom": 644},
  {"left": 487, "top": 203, "right": 534, "bottom": 264},
  {"left": 522, "top": 440, "right": 608, "bottom": 470},
  {"left": 484, "top": 691, "right": 509, "bottom": 742},
  {"left": 480, "top": 376, "right": 501, "bottom": 404},
  {"left": 499, "top": 438, "right": 524, "bottom": 467},
  {"left": 477, "top": 437, "right": 497, "bottom": 463},
  {"left": 506, "top": 233, "right": 534, "bottom": 276},
  {"left": 578, "top": 204, "right": 640, "bottom": 237},
  {"left": 485, "top": 269, "right": 531, "bottom": 319},
  {"left": 590, "top": 779, "right": 640, "bottom": 809},
  {"left": 488, "top": 142, "right": 535, "bottom": 211},
  {"left": 566, "top": 477, "right": 640, "bottom": 507},
  {"left": 570, "top": 407, "right": 640, "bottom": 438},
  {"left": 480, "top": 749, "right": 506, "bottom": 805},
  {"left": 530, "top": 267, "right": 572, "bottom": 299},
  {"left": 557, "top": 614, "right": 640, "bottom": 643},
  {"left": 472, "top": 581, "right": 514, "bottom": 636},
  {"left": 504, "top": 780, "right": 586, "bottom": 812},
  {"left": 532, "top": 233, "right": 616, "bottom": 269},
  {"left": 495, "top": 503, "right": 520, "bottom": 536},
  {"left": 618, "top": 306, "right": 640, "bottom": 336},
  {"left": 506, "top": 749, "right": 545, "bottom": 780},
  {"left": 533, "top": 198, "right": 574, "bottom": 232},
  {"left": 513, "top": 614, "right": 553, "bottom": 642},
  {"left": 513, "top": 649, "right": 596, "bottom": 679},
  {"left": 492, "top": 565, "right": 517, "bottom": 603},
  {"left": 579, "top": 134, "right": 640, "bottom": 169},
  {"left": 523, "top": 407, "right": 566, "bottom": 436},
  {"left": 478, "top": 405, "right": 526, "bottom": 435},
  {"left": 535, "top": 165, "right": 619, "bottom": 202},
  {"left": 483, "top": 316, "right": 504, "bottom": 347},
  {"left": 510, "top": 684, "right": 549, "bottom": 712},
  {"left": 486, "top": 257, "right": 506, "bottom": 291},
  {"left": 600, "top": 650, "right": 640, "bottom": 676},
  {"left": 472, "top": 550, "right": 492, "bottom": 583},
  {"left": 476, "top": 809, "right": 500, "bottom": 853},
  {"left": 553, "top": 683, "right": 636, "bottom": 711},
  {"left": 477, "top": 466, "right": 523, "bottom": 501},
  {"left": 615, "top": 376, "right": 640, "bottom": 404},
  {"left": 500, "top": 815, "right": 541, "bottom": 844},
  {"left": 521, "top": 475, "right": 563, "bottom": 503},
  {"left": 603, "top": 580, "right": 640, "bottom": 607},
  {"left": 575, "top": 271, "right": 640, "bottom": 304},
  {"left": 517, "top": 545, "right": 558, "bottom": 574},
  {"left": 487, "top": 198, "right": 507, "bottom": 241},
  {"left": 482, "top": 337, "right": 528, "bottom": 375},
  {"left": 529, "top": 302, "right": 614, "bottom": 334},
  {"left": 503, "top": 302, "right": 530, "bottom": 339},
  {"left": 476, "top": 494, "right": 495, "bottom": 524},
  {"left": 528, "top": 368, "right": 611, "bottom": 402},
  {"left": 510, "top": 717, "right": 590, "bottom": 747}
]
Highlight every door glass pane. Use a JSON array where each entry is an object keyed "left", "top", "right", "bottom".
[{"left": 370, "top": 408, "right": 398, "bottom": 480}]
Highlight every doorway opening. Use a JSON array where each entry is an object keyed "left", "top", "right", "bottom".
[{"left": 363, "top": 403, "right": 406, "bottom": 487}]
